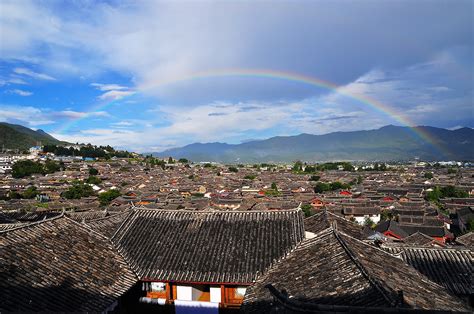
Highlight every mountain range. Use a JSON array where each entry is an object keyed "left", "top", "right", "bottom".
[
  {"left": 0, "top": 122, "right": 64, "bottom": 150},
  {"left": 155, "top": 125, "right": 474, "bottom": 162}
]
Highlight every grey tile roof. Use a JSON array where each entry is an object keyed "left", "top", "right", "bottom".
[
  {"left": 112, "top": 208, "right": 305, "bottom": 283},
  {"left": 383, "top": 246, "right": 473, "bottom": 297},
  {"left": 242, "top": 228, "right": 470, "bottom": 313},
  {"left": 0, "top": 215, "right": 137, "bottom": 312}
]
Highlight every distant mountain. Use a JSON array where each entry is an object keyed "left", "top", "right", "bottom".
[
  {"left": 155, "top": 125, "right": 474, "bottom": 162},
  {"left": 0, "top": 122, "right": 64, "bottom": 150}
]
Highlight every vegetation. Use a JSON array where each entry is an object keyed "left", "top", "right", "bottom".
[
  {"left": 425, "top": 185, "right": 469, "bottom": 202},
  {"left": 89, "top": 167, "right": 99, "bottom": 175},
  {"left": 43, "top": 144, "right": 132, "bottom": 159},
  {"left": 309, "top": 175, "right": 320, "bottom": 181},
  {"left": 178, "top": 158, "right": 189, "bottom": 163},
  {"left": 85, "top": 176, "right": 102, "bottom": 185},
  {"left": 423, "top": 172, "right": 433, "bottom": 179},
  {"left": 314, "top": 181, "right": 351, "bottom": 193},
  {"left": 22, "top": 186, "right": 38, "bottom": 199},
  {"left": 228, "top": 166, "right": 239, "bottom": 173},
  {"left": 300, "top": 204, "right": 314, "bottom": 217},
  {"left": 61, "top": 181, "right": 95, "bottom": 199},
  {"left": 364, "top": 217, "right": 375, "bottom": 228},
  {"left": 0, "top": 122, "right": 62, "bottom": 150},
  {"left": 98, "top": 189, "right": 121, "bottom": 206},
  {"left": 265, "top": 182, "right": 281, "bottom": 196},
  {"left": 244, "top": 174, "right": 257, "bottom": 180},
  {"left": 12, "top": 160, "right": 61, "bottom": 178}
]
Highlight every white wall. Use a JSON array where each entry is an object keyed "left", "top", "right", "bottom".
[
  {"left": 177, "top": 285, "right": 193, "bottom": 301},
  {"left": 210, "top": 286, "right": 221, "bottom": 303}
]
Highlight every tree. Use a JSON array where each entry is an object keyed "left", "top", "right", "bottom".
[
  {"left": 244, "top": 174, "right": 257, "bottom": 180},
  {"left": 364, "top": 217, "right": 375, "bottom": 228},
  {"left": 424, "top": 172, "right": 433, "bottom": 179},
  {"left": 44, "top": 160, "right": 60, "bottom": 174},
  {"left": 62, "top": 181, "right": 95, "bottom": 199},
  {"left": 22, "top": 186, "right": 38, "bottom": 199},
  {"left": 85, "top": 176, "right": 102, "bottom": 185},
  {"left": 292, "top": 161, "right": 303, "bottom": 172},
  {"left": 178, "top": 158, "right": 189, "bottom": 163},
  {"left": 168, "top": 157, "right": 174, "bottom": 164},
  {"left": 12, "top": 160, "right": 45, "bottom": 178},
  {"left": 309, "top": 175, "right": 320, "bottom": 181},
  {"left": 89, "top": 167, "right": 99, "bottom": 175},
  {"left": 301, "top": 204, "right": 313, "bottom": 217},
  {"left": 271, "top": 182, "right": 278, "bottom": 191},
  {"left": 228, "top": 166, "right": 238, "bottom": 173},
  {"left": 98, "top": 189, "right": 121, "bottom": 206}
]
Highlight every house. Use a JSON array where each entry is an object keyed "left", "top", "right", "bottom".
[
  {"left": 0, "top": 214, "right": 137, "bottom": 312},
  {"left": 241, "top": 226, "right": 470, "bottom": 313},
  {"left": 111, "top": 208, "right": 304, "bottom": 312},
  {"left": 342, "top": 207, "right": 381, "bottom": 225},
  {"left": 375, "top": 220, "right": 409, "bottom": 240}
]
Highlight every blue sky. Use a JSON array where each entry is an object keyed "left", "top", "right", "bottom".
[{"left": 0, "top": 0, "right": 472, "bottom": 152}]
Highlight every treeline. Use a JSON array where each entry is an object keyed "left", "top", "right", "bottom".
[
  {"left": 12, "top": 160, "right": 61, "bottom": 178},
  {"left": 292, "top": 161, "right": 355, "bottom": 173},
  {"left": 43, "top": 144, "right": 132, "bottom": 159},
  {"left": 314, "top": 181, "right": 352, "bottom": 193},
  {"left": 426, "top": 186, "right": 469, "bottom": 202}
]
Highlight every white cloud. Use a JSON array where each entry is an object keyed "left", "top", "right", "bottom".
[
  {"left": 55, "top": 110, "right": 110, "bottom": 119},
  {"left": 7, "top": 89, "right": 33, "bottom": 96},
  {"left": 0, "top": 106, "right": 54, "bottom": 126},
  {"left": 91, "top": 83, "right": 128, "bottom": 91},
  {"left": 98, "top": 90, "right": 135, "bottom": 101},
  {"left": 13, "top": 67, "right": 56, "bottom": 81}
]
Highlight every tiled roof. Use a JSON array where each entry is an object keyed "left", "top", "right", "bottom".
[
  {"left": 112, "top": 208, "right": 305, "bottom": 283},
  {"left": 0, "top": 216, "right": 137, "bottom": 312},
  {"left": 383, "top": 246, "right": 473, "bottom": 297},
  {"left": 304, "top": 210, "right": 366, "bottom": 239},
  {"left": 242, "top": 228, "right": 470, "bottom": 313}
]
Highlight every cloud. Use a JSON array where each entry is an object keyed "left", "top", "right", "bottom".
[
  {"left": 7, "top": 89, "right": 33, "bottom": 96},
  {"left": 54, "top": 110, "right": 110, "bottom": 119},
  {"left": 0, "top": 106, "right": 54, "bottom": 126},
  {"left": 97, "top": 90, "right": 135, "bottom": 101},
  {"left": 13, "top": 67, "right": 56, "bottom": 81},
  {"left": 91, "top": 83, "right": 128, "bottom": 91}
]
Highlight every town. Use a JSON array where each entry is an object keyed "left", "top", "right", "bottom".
[{"left": 0, "top": 145, "right": 472, "bottom": 313}]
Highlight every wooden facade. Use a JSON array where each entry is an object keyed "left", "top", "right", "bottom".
[{"left": 142, "top": 280, "right": 248, "bottom": 311}]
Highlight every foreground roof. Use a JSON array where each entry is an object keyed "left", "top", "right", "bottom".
[
  {"left": 112, "top": 208, "right": 305, "bottom": 284},
  {"left": 0, "top": 215, "right": 137, "bottom": 312},
  {"left": 242, "top": 227, "right": 470, "bottom": 313},
  {"left": 383, "top": 245, "right": 473, "bottom": 298}
]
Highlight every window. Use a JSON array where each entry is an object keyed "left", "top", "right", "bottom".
[
  {"left": 235, "top": 287, "right": 247, "bottom": 298},
  {"left": 151, "top": 282, "right": 166, "bottom": 292}
]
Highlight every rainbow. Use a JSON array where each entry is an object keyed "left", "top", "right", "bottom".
[{"left": 55, "top": 68, "right": 449, "bottom": 156}]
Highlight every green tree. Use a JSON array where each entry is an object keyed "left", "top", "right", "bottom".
[
  {"left": 424, "top": 172, "right": 433, "bottom": 179},
  {"left": 292, "top": 161, "right": 303, "bottom": 172},
  {"left": 301, "top": 204, "right": 313, "bottom": 217},
  {"left": 62, "top": 181, "right": 95, "bottom": 199},
  {"left": 309, "top": 175, "right": 320, "bottom": 181},
  {"left": 89, "top": 167, "right": 99, "bottom": 175},
  {"left": 244, "top": 174, "right": 257, "bottom": 180},
  {"left": 228, "top": 166, "right": 238, "bottom": 173},
  {"left": 85, "top": 176, "right": 102, "bottom": 185},
  {"left": 178, "top": 158, "right": 189, "bottom": 163},
  {"left": 22, "top": 186, "right": 38, "bottom": 199},
  {"left": 98, "top": 189, "right": 121, "bottom": 206},
  {"left": 271, "top": 182, "right": 278, "bottom": 191},
  {"left": 12, "top": 160, "right": 44, "bottom": 178},
  {"left": 44, "top": 160, "right": 60, "bottom": 174},
  {"left": 364, "top": 217, "right": 375, "bottom": 228}
]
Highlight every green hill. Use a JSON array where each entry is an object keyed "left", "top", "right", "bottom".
[{"left": 0, "top": 122, "right": 64, "bottom": 150}]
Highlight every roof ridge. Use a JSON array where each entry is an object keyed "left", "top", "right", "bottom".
[
  {"left": 132, "top": 206, "right": 302, "bottom": 214},
  {"left": 332, "top": 228, "right": 399, "bottom": 307},
  {"left": 0, "top": 210, "right": 64, "bottom": 234},
  {"left": 63, "top": 215, "right": 111, "bottom": 241},
  {"left": 110, "top": 208, "right": 136, "bottom": 241}
]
